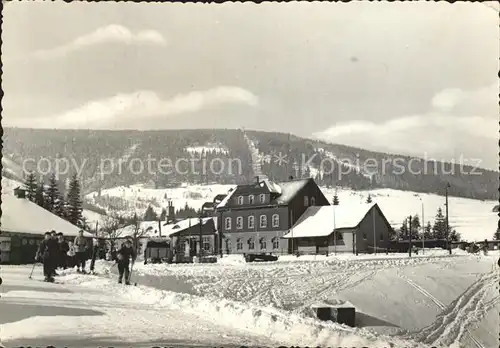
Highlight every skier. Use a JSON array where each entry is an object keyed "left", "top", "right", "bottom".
[
  {"left": 116, "top": 238, "right": 136, "bottom": 285},
  {"left": 89, "top": 236, "right": 99, "bottom": 274},
  {"left": 36, "top": 231, "right": 59, "bottom": 282},
  {"left": 50, "top": 231, "right": 59, "bottom": 276},
  {"left": 74, "top": 230, "right": 88, "bottom": 274},
  {"left": 57, "top": 232, "right": 69, "bottom": 270},
  {"left": 67, "top": 241, "right": 76, "bottom": 268}
]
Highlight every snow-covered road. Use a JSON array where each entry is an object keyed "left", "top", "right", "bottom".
[
  {"left": 128, "top": 250, "right": 499, "bottom": 348},
  {"left": 1, "top": 264, "right": 430, "bottom": 348}
]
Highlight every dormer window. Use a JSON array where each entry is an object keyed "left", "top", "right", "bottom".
[
  {"left": 237, "top": 196, "right": 244, "bottom": 205},
  {"left": 259, "top": 194, "right": 265, "bottom": 204},
  {"left": 249, "top": 195, "right": 255, "bottom": 204}
]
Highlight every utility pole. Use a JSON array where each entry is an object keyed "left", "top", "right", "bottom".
[
  {"left": 445, "top": 183, "right": 451, "bottom": 255},
  {"left": 420, "top": 197, "right": 424, "bottom": 255},
  {"left": 408, "top": 215, "right": 412, "bottom": 257},
  {"left": 333, "top": 201, "right": 337, "bottom": 255},
  {"left": 199, "top": 216, "right": 203, "bottom": 259}
]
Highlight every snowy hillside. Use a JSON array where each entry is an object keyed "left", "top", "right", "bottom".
[{"left": 86, "top": 183, "right": 498, "bottom": 242}]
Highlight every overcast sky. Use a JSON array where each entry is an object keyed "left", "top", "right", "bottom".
[{"left": 3, "top": 2, "right": 498, "bottom": 170}]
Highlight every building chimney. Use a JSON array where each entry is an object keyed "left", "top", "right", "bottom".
[
  {"left": 167, "top": 201, "right": 175, "bottom": 223},
  {"left": 255, "top": 176, "right": 260, "bottom": 184}
]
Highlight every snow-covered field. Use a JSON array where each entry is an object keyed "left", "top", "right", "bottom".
[
  {"left": 88, "top": 182, "right": 497, "bottom": 242},
  {"left": 3, "top": 251, "right": 496, "bottom": 348},
  {"left": 119, "top": 250, "right": 500, "bottom": 348},
  {"left": 2, "top": 264, "right": 434, "bottom": 348}
]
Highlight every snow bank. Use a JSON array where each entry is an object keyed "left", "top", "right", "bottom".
[{"left": 56, "top": 272, "right": 426, "bottom": 348}]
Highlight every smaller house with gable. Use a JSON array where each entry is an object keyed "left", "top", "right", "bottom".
[{"left": 282, "top": 202, "right": 394, "bottom": 254}]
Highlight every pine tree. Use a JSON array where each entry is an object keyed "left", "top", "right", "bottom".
[
  {"left": 366, "top": 194, "right": 373, "bottom": 204},
  {"left": 46, "top": 173, "right": 60, "bottom": 213},
  {"left": 66, "top": 173, "right": 83, "bottom": 226},
  {"left": 34, "top": 181, "right": 46, "bottom": 208},
  {"left": 143, "top": 205, "right": 158, "bottom": 221},
  {"left": 398, "top": 218, "right": 409, "bottom": 240},
  {"left": 54, "top": 194, "right": 67, "bottom": 219},
  {"left": 493, "top": 227, "right": 500, "bottom": 241},
  {"left": 424, "top": 221, "right": 433, "bottom": 239},
  {"left": 410, "top": 215, "right": 421, "bottom": 240},
  {"left": 432, "top": 207, "right": 447, "bottom": 239},
  {"left": 332, "top": 192, "right": 339, "bottom": 206},
  {"left": 160, "top": 208, "right": 167, "bottom": 221},
  {"left": 24, "top": 172, "right": 38, "bottom": 202},
  {"left": 448, "top": 228, "right": 461, "bottom": 242}
]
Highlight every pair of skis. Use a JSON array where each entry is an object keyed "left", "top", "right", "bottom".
[{"left": 107, "top": 262, "right": 137, "bottom": 286}]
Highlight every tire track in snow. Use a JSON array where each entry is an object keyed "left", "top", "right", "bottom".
[{"left": 397, "top": 268, "right": 498, "bottom": 348}]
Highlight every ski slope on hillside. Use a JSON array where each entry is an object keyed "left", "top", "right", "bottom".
[
  {"left": 88, "top": 183, "right": 497, "bottom": 242},
  {"left": 127, "top": 251, "right": 499, "bottom": 348}
]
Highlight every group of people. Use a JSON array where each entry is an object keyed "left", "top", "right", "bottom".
[
  {"left": 35, "top": 230, "right": 89, "bottom": 282},
  {"left": 35, "top": 230, "right": 137, "bottom": 285}
]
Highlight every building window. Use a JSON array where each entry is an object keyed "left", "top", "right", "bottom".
[
  {"left": 248, "top": 238, "right": 255, "bottom": 250},
  {"left": 224, "top": 217, "right": 232, "bottom": 230},
  {"left": 225, "top": 239, "right": 232, "bottom": 253},
  {"left": 259, "top": 194, "right": 265, "bottom": 203},
  {"left": 335, "top": 232, "right": 343, "bottom": 241},
  {"left": 259, "top": 237, "right": 267, "bottom": 250},
  {"left": 249, "top": 195, "right": 255, "bottom": 204},
  {"left": 248, "top": 215, "right": 255, "bottom": 229},
  {"left": 304, "top": 196, "right": 309, "bottom": 206},
  {"left": 236, "top": 216, "right": 243, "bottom": 230},
  {"left": 380, "top": 232, "right": 384, "bottom": 241},
  {"left": 203, "top": 237, "right": 211, "bottom": 251},
  {"left": 311, "top": 197, "right": 316, "bottom": 206},
  {"left": 236, "top": 238, "right": 243, "bottom": 250},
  {"left": 272, "top": 237, "right": 279, "bottom": 249},
  {"left": 362, "top": 232, "right": 367, "bottom": 240},
  {"left": 260, "top": 215, "right": 267, "bottom": 228},
  {"left": 237, "top": 196, "right": 244, "bottom": 205},
  {"left": 272, "top": 214, "right": 280, "bottom": 228}
]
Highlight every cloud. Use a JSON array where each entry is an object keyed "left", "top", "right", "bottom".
[
  {"left": 27, "top": 24, "right": 166, "bottom": 60},
  {"left": 313, "top": 83, "right": 498, "bottom": 169},
  {"left": 9, "top": 86, "right": 258, "bottom": 129}
]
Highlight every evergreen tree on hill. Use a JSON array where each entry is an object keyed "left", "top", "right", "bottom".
[
  {"left": 143, "top": 205, "right": 158, "bottom": 221},
  {"left": 54, "top": 194, "right": 67, "bottom": 219},
  {"left": 160, "top": 208, "right": 167, "bottom": 221},
  {"left": 66, "top": 173, "right": 83, "bottom": 226},
  {"left": 46, "top": 173, "right": 60, "bottom": 213},
  {"left": 494, "top": 227, "right": 500, "bottom": 241},
  {"left": 432, "top": 207, "right": 447, "bottom": 239},
  {"left": 424, "top": 221, "right": 433, "bottom": 239},
  {"left": 24, "top": 172, "right": 37, "bottom": 202},
  {"left": 410, "top": 215, "right": 421, "bottom": 240},
  {"left": 398, "top": 218, "right": 409, "bottom": 240},
  {"left": 34, "top": 181, "right": 46, "bottom": 208},
  {"left": 366, "top": 194, "right": 373, "bottom": 204},
  {"left": 332, "top": 191, "right": 339, "bottom": 206}
]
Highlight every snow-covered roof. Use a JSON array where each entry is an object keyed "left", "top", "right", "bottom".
[
  {"left": 162, "top": 217, "right": 214, "bottom": 237},
  {"left": 115, "top": 221, "right": 165, "bottom": 239},
  {"left": 216, "top": 187, "right": 237, "bottom": 209},
  {"left": 273, "top": 179, "right": 311, "bottom": 205},
  {"left": 0, "top": 194, "right": 92, "bottom": 237},
  {"left": 262, "top": 179, "right": 282, "bottom": 194},
  {"left": 282, "top": 202, "right": 378, "bottom": 238}
]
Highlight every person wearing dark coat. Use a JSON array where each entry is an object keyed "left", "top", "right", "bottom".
[
  {"left": 116, "top": 239, "right": 136, "bottom": 285},
  {"left": 57, "top": 232, "right": 69, "bottom": 270},
  {"left": 36, "top": 232, "right": 59, "bottom": 282}
]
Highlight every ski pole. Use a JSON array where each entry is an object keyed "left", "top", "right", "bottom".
[{"left": 28, "top": 262, "right": 37, "bottom": 279}]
